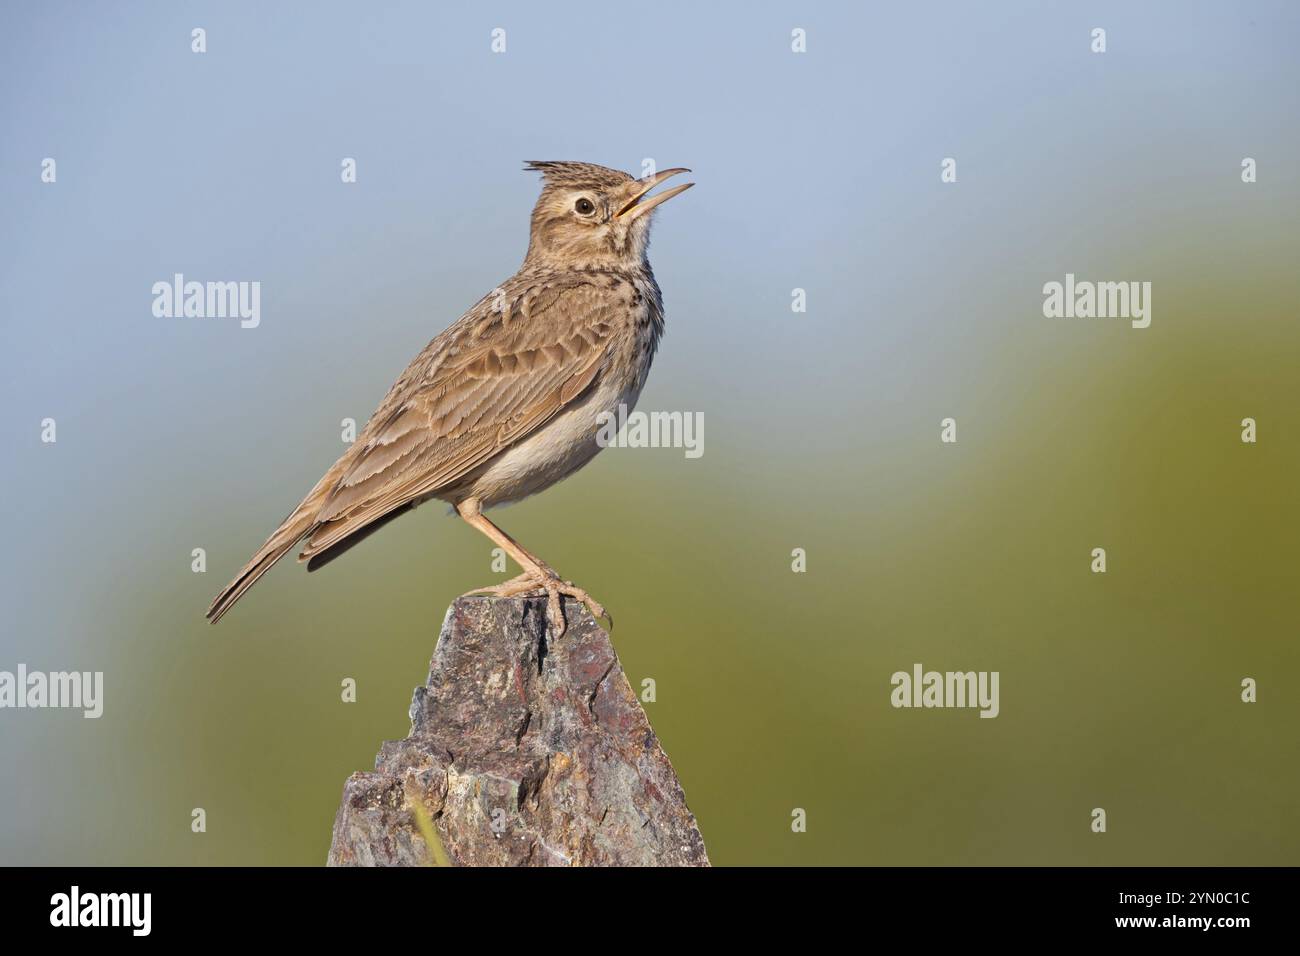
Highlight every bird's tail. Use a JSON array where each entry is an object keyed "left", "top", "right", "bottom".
[{"left": 206, "top": 505, "right": 319, "bottom": 624}]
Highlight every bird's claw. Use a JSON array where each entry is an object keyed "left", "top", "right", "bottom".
[
  {"left": 541, "top": 578, "right": 609, "bottom": 638},
  {"left": 464, "top": 572, "right": 611, "bottom": 637}
]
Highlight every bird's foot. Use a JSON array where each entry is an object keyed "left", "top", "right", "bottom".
[
  {"left": 464, "top": 571, "right": 611, "bottom": 637},
  {"left": 465, "top": 572, "right": 549, "bottom": 599}
]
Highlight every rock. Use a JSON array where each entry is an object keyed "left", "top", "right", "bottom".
[{"left": 327, "top": 596, "right": 709, "bottom": 867}]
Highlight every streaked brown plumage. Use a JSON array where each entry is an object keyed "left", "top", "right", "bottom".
[{"left": 207, "top": 161, "right": 693, "bottom": 634}]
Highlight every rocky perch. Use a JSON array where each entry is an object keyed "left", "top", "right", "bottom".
[{"left": 327, "top": 595, "right": 709, "bottom": 866}]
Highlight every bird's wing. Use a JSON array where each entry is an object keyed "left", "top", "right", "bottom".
[{"left": 296, "top": 279, "right": 618, "bottom": 561}]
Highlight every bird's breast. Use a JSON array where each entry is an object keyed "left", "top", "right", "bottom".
[{"left": 458, "top": 348, "right": 650, "bottom": 509}]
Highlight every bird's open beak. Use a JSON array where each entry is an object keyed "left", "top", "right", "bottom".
[{"left": 615, "top": 167, "right": 694, "bottom": 221}]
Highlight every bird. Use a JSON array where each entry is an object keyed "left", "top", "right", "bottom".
[{"left": 206, "top": 161, "right": 693, "bottom": 636}]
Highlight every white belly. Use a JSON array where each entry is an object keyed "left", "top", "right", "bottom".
[{"left": 456, "top": 372, "right": 644, "bottom": 508}]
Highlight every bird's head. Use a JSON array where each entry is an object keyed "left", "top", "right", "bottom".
[{"left": 522, "top": 161, "right": 693, "bottom": 270}]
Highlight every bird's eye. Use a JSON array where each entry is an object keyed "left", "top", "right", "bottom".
[{"left": 574, "top": 198, "right": 595, "bottom": 216}]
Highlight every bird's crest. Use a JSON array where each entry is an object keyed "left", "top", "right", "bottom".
[{"left": 524, "top": 161, "right": 633, "bottom": 191}]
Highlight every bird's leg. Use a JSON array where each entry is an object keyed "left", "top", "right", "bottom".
[
  {"left": 455, "top": 498, "right": 610, "bottom": 636},
  {"left": 457, "top": 499, "right": 560, "bottom": 578}
]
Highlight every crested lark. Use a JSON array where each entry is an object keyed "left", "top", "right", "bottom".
[{"left": 207, "top": 161, "right": 693, "bottom": 635}]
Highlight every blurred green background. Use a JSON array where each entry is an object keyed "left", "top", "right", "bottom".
[{"left": 2, "top": 1, "right": 1297, "bottom": 865}]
